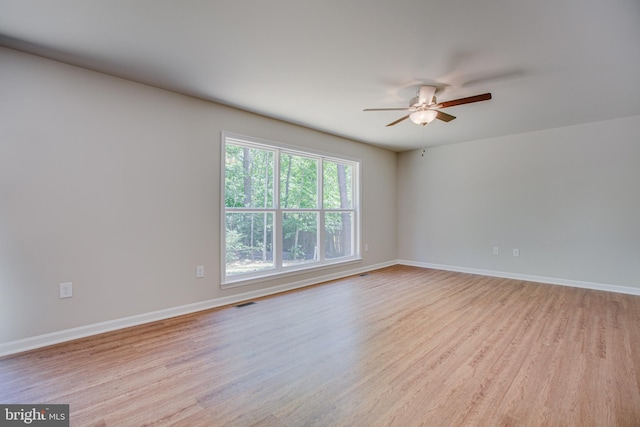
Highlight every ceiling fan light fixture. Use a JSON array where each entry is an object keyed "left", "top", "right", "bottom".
[{"left": 410, "top": 109, "right": 438, "bottom": 125}]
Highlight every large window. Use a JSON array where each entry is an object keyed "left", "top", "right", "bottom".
[{"left": 222, "top": 133, "right": 360, "bottom": 285}]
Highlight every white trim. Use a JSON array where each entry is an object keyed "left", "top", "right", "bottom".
[
  {"left": 222, "top": 131, "right": 363, "bottom": 164},
  {"left": 0, "top": 260, "right": 395, "bottom": 357},
  {"left": 397, "top": 259, "right": 640, "bottom": 296},
  {"left": 222, "top": 257, "right": 362, "bottom": 289}
]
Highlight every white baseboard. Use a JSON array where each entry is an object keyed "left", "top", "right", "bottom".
[
  {"left": 0, "top": 260, "right": 396, "bottom": 357},
  {"left": 5, "top": 259, "right": 635, "bottom": 357},
  {"left": 397, "top": 259, "right": 640, "bottom": 296}
]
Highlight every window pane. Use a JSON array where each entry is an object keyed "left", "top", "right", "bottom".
[
  {"left": 225, "top": 144, "right": 274, "bottom": 208},
  {"left": 324, "top": 212, "right": 354, "bottom": 259},
  {"left": 323, "top": 161, "right": 352, "bottom": 209},
  {"left": 282, "top": 212, "right": 318, "bottom": 267},
  {"left": 280, "top": 153, "right": 318, "bottom": 208},
  {"left": 226, "top": 212, "right": 274, "bottom": 276},
  {"left": 223, "top": 134, "right": 360, "bottom": 283}
]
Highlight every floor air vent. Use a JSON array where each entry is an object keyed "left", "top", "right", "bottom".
[{"left": 235, "top": 301, "right": 256, "bottom": 308}]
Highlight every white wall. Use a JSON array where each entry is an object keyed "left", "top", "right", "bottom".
[
  {"left": 4, "top": 43, "right": 637, "bottom": 350},
  {"left": 397, "top": 115, "right": 640, "bottom": 289},
  {"left": 0, "top": 47, "right": 397, "bottom": 344}
]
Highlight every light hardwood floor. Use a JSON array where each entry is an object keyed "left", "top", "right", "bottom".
[{"left": 2, "top": 265, "right": 640, "bottom": 426}]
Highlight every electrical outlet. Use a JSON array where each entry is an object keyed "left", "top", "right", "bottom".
[
  {"left": 364, "top": 244, "right": 369, "bottom": 252},
  {"left": 493, "top": 247, "right": 499, "bottom": 255},
  {"left": 196, "top": 266, "right": 205, "bottom": 278},
  {"left": 513, "top": 249, "right": 520, "bottom": 257},
  {"left": 59, "top": 282, "right": 73, "bottom": 299}
]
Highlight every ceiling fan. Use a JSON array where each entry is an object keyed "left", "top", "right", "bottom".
[{"left": 363, "top": 85, "right": 491, "bottom": 127}]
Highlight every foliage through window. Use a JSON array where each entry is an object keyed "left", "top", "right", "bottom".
[{"left": 223, "top": 134, "right": 359, "bottom": 284}]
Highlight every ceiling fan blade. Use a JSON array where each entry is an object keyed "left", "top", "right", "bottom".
[
  {"left": 461, "top": 69, "right": 525, "bottom": 87},
  {"left": 386, "top": 115, "right": 410, "bottom": 127},
  {"left": 436, "top": 93, "right": 492, "bottom": 109},
  {"left": 436, "top": 110, "right": 456, "bottom": 122},
  {"left": 363, "top": 107, "right": 410, "bottom": 111}
]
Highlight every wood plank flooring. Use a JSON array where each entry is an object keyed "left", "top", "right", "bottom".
[{"left": 2, "top": 265, "right": 640, "bottom": 426}]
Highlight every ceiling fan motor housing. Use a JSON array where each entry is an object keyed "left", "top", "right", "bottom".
[{"left": 417, "top": 85, "right": 437, "bottom": 105}]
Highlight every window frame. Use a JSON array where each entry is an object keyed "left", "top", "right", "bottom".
[{"left": 221, "top": 132, "right": 361, "bottom": 288}]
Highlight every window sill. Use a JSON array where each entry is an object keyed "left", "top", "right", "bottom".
[{"left": 221, "top": 257, "right": 363, "bottom": 290}]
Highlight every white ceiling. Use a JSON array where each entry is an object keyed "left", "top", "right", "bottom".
[{"left": 1, "top": 0, "right": 639, "bottom": 151}]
